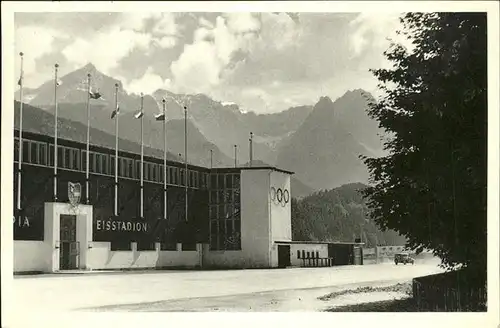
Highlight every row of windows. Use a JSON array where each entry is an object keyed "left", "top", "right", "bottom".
[
  {"left": 297, "top": 250, "right": 320, "bottom": 259},
  {"left": 209, "top": 189, "right": 241, "bottom": 205},
  {"left": 209, "top": 173, "right": 240, "bottom": 190},
  {"left": 210, "top": 219, "right": 241, "bottom": 251},
  {"left": 14, "top": 138, "right": 209, "bottom": 189},
  {"left": 209, "top": 204, "right": 241, "bottom": 220},
  {"left": 110, "top": 241, "right": 187, "bottom": 251}
]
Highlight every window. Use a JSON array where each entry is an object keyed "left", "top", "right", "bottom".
[
  {"left": 71, "top": 148, "right": 80, "bottom": 170},
  {"left": 307, "top": 252, "right": 310, "bottom": 259},
  {"left": 136, "top": 160, "right": 141, "bottom": 180},
  {"left": 218, "top": 174, "right": 224, "bottom": 189},
  {"left": 209, "top": 206, "right": 217, "bottom": 220},
  {"left": 14, "top": 138, "right": 19, "bottom": 162},
  {"left": 110, "top": 156, "right": 115, "bottom": 175},
  {"left": 173, "top": 168, "right": 178, "bottom": 184},
  {"left": 233, "top": 174, "right": 240, "bottom": 189},
  {"left": 57, "top": 146, "right": 63, "bottom": 168},
  {"left": 64, "top": 147, "right": 71, "bottom": 169},
  {"left": 210, "top": 190, "right": 218, "bottom": 204},
  {"left": 89, "top": 152, "right": 95, "bottom": 172},
  {"left": 180, "top": 169, "right": 185, "bottom": 186},
  {"left": 110, "top": 241, "right": 131, "bottom": 251},
  {"left": 101, "top": 154, "right": 109, "bottom": 174},
  {"left": 316, "top": 251, "right": 319, "bottom": 258},
  {"left": 182, "top": 243, "right": 197, "bottom": 251},
  {"left": 301, "top": 250, "right": 305, "bottom": 259},
  {"left": 49, "top": 144, "right": 54, "bottom": 166},
  {"left": 82, "top": 150, "right": 87, "bottom": 171},
  {"left": 95, "top": 153, "right": 102, "bottom": 173},
  {"left": 298, "top": 250, "right": 301, "bottom": 259},
  {"left": 39, "top": 143, "right": 48, "bottom": 166},
  {"left": 234, "top": 189, "right": 241, "bottom": 204},
  {"left": 168, "top": 167, "right": 174, "bottom": 184},
  {"left": 226, "top": 174, "right": 233, "bottom": 189},
  {"left": 159, "top": 164, "right": 164, "bottom": 183},
  {"left": 210, "top": 174, "right": 217, "bottom": 189},
  {"left": 128, "top": 159, "right": 134, "bottom": 178},
  {"left": 136, "top": 241, "right": 156, "bottom": 251},
  {"left": 23, "top": 140, "right": 30, "bottom": 163},
  {"left": 151, "top": 163, "right": 157, "bottom": 181},
  {"left": 30, "top": 142, "right": 38, "bottom": 164}
]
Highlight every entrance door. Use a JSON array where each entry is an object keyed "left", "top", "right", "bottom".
[
  {"left": 59, "top": 215, "right": 78, "bottom": 270},
  {"left": 277, "top": 245, "right": 291, "bottom": 268}
]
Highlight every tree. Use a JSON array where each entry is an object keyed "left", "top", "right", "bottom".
[{"left": 361, "top": 13, "right": 487, "bottom": 273}]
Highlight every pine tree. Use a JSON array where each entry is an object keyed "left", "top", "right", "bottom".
[{"left": 361, "top": 13, "right": 487, "bottom": 274}]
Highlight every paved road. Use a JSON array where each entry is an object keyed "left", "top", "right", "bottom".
[{"left": 12, "top": 259, "right": 443, "bottom": 312}]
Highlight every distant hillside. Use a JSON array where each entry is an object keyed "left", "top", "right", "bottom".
[
  {"left": 291, "top": 183, "right": 407, "bottom": 247},
  {"left": 277, "top": 91, "right": 385, "bottom": 190}
]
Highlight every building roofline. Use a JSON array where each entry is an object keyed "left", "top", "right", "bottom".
[
  {"left": 13, "top": 129, "right": 294, "bottom": 175},
  {"left": 274, "top": 240, "right": 365, "bottom": 246},
  {"left": 211, "top": 166, "right": 294, "bottom": 175}
]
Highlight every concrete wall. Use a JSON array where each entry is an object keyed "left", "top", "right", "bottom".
[
  {"left": 288, "top": 243, "right": 329, "bottom": 267},
  {"left": 238, "top": 169, "right": 271, "bottom": 268},
  {"left": 269, "top": 171, "right": 292, "bottom": 267},
  {"left": 86, "top": 242, "right": 201, "bottom": 270},
  {"left": 14, "top": 241, "right": 46, "bottom": 272}
]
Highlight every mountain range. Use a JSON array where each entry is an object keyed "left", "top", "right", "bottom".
[{"left": 14, "top": 63, "right": 386, "bottom": 196}]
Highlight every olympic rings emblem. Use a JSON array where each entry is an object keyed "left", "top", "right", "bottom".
[{"left": 270, "top": 187, "right": 290, "bottom": 206}]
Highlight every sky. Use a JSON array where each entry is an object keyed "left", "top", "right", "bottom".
[{"left": 14, "top": 11, "right": 410, "bottom": 114}]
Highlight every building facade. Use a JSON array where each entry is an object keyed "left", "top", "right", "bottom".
[{"left": 13, "top": 130, "right": 298, "bottom": 273}]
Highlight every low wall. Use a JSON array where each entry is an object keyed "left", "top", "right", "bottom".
[
  {"left": 14, "top": 241, "right": 46, "bottom": 273},
  {"left": 289, "top": 244, "right": 329, "bottom": 267},
  {"left": 82, "top": 242, "right": 201, "bottom": 270}
]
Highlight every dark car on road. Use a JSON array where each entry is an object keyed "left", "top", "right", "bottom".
[{"left": 394, "top": 252, "right": 415, "bottom": 265}]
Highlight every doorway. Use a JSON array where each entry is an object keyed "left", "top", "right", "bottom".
[
  {"left": 59, "top": 214, "right": 79, "bottom": 270},
  {"left": 277, "top": 245, "right": 291, "bottom": 268}
]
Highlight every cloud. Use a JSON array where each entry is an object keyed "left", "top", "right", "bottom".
[
  {"left": 170, "top": 14, "right": 259, "bottom": 93},
  {"left": 224, "top": 13, "right": 260, "bottom": 33},
  {"left": 15, "top": 26, "right": 68, "bottom": 78},
  {"left": 62, "top": 26, "right": 152, "bottom": 74},
  {"left": 121, "top": 66, "right": 172, "bottom": 95}
]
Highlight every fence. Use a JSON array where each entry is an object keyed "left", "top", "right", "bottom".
[
  {"left": 412, "top": 269, "right": 487, "bottom": 312},
  {"left": 300, "top": 257, "right": 334, "bottom": 267}
]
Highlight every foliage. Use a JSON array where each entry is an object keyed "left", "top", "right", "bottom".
[
  {"left": 291, "top": 183, "right": 406, "bottom": 247},
  {"left": 361, "top": 13, "right": 487, "bottom": 273}
]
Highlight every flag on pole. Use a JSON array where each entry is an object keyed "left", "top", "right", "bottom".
[
  {"left": 111, "top": 106, "right": 120, "bottom": 119},
  {"left": 155, "top": 112, "right": 166, "bottom": 121},
  {"left": 134, "top": 110, "right": 144, "bottom": 119},
  {"left": 17, "top": 77, "right": 22, "bottom": 86},
  {"left": 89, "top": 87, "right": 102, "bottom": 99}
]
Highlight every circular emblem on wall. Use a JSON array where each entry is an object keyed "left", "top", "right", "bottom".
[
  {"left": 270, "top": 187, "right": 276, "bottom": 201},
  {"left": 276, "top": 188, "right": 283, "bottom": 202},
  {"left": 283, "top": 189, "right": 290, "bottom": 203}
]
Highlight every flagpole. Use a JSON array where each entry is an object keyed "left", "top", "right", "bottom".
[
  {"left": 53, "top": 63, "right": 59, "bottom": 202},
  {"left": 249, "top": 132, "right": 253, "bottom": 167},
  {"left": 184, "top": 105, "right": 188, "bottom": 222},
  {"left": 162, "top": 99, "right": 167, "bottom": 220},
  {"left": 234, "top": 145, "right": 237, "bottom": 168},
  {"left": 210, "top": 149, "right": 213, "bottom": 169},
  {"left": 17, "top": 52, "right": 24, "bottom": 211},
  {"left": 140, "top": 93, "right": 144, "bottom": 219},
  {"left": 114, "top": 83, "right": 119, "bottom": 217},
  {"left": 86, "top": 73, "right": 91, "bottom": 204}
]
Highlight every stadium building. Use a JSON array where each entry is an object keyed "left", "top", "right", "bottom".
[{"left": 13, "top": 129, "right": 363, "bottom": 273}]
